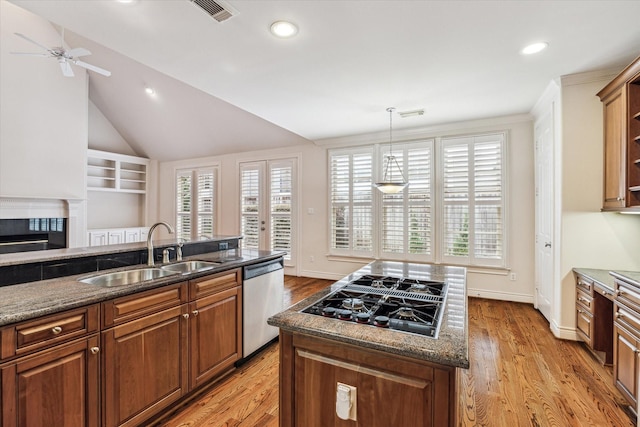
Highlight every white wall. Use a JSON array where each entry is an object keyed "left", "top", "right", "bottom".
[
  {"left": 0, "top": 1, "right": 87, "bottom": 200},
  {"left": 88, "top": 100, "right": 137, "bottom": 156},
  {"left": 158, "top": 114, "right": 536, "bottom": 300}
]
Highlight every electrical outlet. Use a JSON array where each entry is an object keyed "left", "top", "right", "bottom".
[
  {"left": 310, "top": 256, "right": 315, "bottom": 263},
  {"left": 219, "top": 242, "right": 229, "bottom": 250},
  {"left": 509, "top": 272, "right": 517, "bottom": 281}
]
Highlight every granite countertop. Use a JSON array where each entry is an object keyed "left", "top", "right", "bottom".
[
  {"left": 268, "top": 260, "right": 469, "bottom": 369},
  {"left": 0, "top": 234, "right": 242, "bottom": 267},
  {"left": 573, "top": 268, "right": 640, "bottom": 292},
  {"left": 0, "top": 248, "right": 283, "bottom": 327}
]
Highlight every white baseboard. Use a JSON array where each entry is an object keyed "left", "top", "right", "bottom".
[
  {"left": 550, "top": 320, "right": 580, "bottom": 341},
  {"left": 467, "top": 288, "right": 534, "bottom": 303}
]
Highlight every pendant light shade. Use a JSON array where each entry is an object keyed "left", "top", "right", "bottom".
[{"left": 374, "top": 107, "right": 408, "bottom": 193}]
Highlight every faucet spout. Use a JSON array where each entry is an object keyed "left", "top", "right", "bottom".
[{"left": 147, "top": 222, "right": 175, "bottom": 266}]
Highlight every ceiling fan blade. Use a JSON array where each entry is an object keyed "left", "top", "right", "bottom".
[
  {"left": 14, "top": 32, "right": 52, "bottom": 53},
  {"left": 66, "top": 47, "right": 91, "bottom": 58},
  {"left": 58, "top": 59, "right": 74, "bottom": 77},
  {"left": 10, "top": 52, "right": 49, "bottom": 57},
  {"left": 73, "top": 59, "right": 111, "bottom": 77}
]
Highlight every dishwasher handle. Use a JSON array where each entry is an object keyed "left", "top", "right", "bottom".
[{"left": 243, "top": 258, "right": 284, "bottom": 280}]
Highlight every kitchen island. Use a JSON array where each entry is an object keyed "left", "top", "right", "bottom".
[{"left": 268, "top": 261, "right": 468, "bottom": 427}]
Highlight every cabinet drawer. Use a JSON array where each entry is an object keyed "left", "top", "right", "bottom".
[
  {"left": 615, "top": 278, "right": 640, "bottom": 311},
  {"left": 576, "top": 306, "right": 593, "bottom": 345},
  {"left": 102, "top": 282, "right": 188, "bottom": 327},
  {"left": 576, "top": 289, "right": 593, "bottom": 311},
  {"left": 1, "top": 305, "right": 99, "bottom": 360},
  {"left": 576, "top": 275, "right": 593, "bottom": 294},
  {"left": 615, "top": 302, "right": 640, "bottom": 336},
  {"left": 190, "top": 269, "right": 240, "bottom": 300}
]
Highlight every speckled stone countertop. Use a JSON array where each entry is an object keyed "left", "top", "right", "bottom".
[
  {"left": 0, "top": 248, "right": 282, "bottom": 327},
  {"left": 268, "top": 260, "right": 469, "bottom": 369},
  {"left": 573, "top": 268, "right": 640, "bottom": 292}
]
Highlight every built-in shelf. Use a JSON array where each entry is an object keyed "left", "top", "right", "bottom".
[{"left": 87, "top": 149, "right": 149, "bottom": 194}]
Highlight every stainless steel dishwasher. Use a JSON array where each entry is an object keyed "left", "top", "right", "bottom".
[{"left": 242, "top": 257, "right": 284, "bottom": 358}]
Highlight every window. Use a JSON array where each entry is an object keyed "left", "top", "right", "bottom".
[
  {"left": 329, "top": 147, "right": 374, "bottom": 257},
  {"left": 176, "top": 167, "right": 217, "bottom": 241},
  {"left": 328, "top": 132, "right": 506, "bottom": 268},
  {"left": 240, "top": 159, "right": 296, "bottom": 263},
  {"left": 440, "top": 134, "right": 505, "bottom": 267}
]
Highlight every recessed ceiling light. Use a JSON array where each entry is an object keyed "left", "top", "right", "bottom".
[
  {"left": 521, "top": 42, "right": 548, "bottom": 55},
  {"left": 117, "top": 0, "right": 137, "bottom": 4},
  {"left": 270, "top": 21, "right": 298, "bottom": 38},
  {"left": 145, "top": 87, "right": 155, "bottom": 96}
]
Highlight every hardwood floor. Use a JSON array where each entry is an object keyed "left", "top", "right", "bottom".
[{"left": 157, "top": 277, "right": 635, "bottom": 427}]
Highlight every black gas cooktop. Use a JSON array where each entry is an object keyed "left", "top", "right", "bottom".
[{"left": 302, "top": 274, "right": 448, "bottom": 338}]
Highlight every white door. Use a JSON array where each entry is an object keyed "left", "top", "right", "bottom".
[
  {"left": 534, "top": 109, "right": 555, "bottom": 322},
  {"left": 240, "top": 159, "right": 297, "bottom": 268}
]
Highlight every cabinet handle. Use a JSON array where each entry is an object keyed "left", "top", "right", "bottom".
[
  {"left": 616, "top": 312, "right": 623, "bottom": 319},
  {"left": 51, "top": 326, "right": 62, "bottom": 335},
  {"left": 90, "top": 347, "right": 100, "bottom": 355},
  {"left": 183, "top": 313, "right": 190, "bottom": 319},
  {"left": 192, "top": 310, "right": 199, "bottom": 316},
  {"left": 577, "top": 309, "right": 584, "bottom": 314}
]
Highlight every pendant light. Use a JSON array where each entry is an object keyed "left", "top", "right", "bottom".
[{"left": 374, "top": 107, "right": 408, "bottom": 194}]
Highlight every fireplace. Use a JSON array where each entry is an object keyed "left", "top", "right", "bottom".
[
  {"left": 0, "top": 218, "right": 67, "bottom": 254},
  {"left": 0, "top": 197, "right": 86, "bottom": 252}
]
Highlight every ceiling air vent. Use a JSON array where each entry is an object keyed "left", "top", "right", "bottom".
[{"left": 190, "top": 0, "right": 237, "bottom": 23}]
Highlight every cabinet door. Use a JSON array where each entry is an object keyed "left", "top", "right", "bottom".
[
  {"left": 124, "top": 229, "right": 140, "bottom": 243},
  {"left": 88, "top": 231, "right": 107, "bottom": 247},
  {"left": 107, "top": 230, "right": 125, "bottom": 245},
  {"left": 614, "top": 323, "right": 638, "bottom": 406},
  {"left": 290, "top": 335, "right": 455, "bottom": 427},
  {"left": 1, "top": 336, "right": 99, "bottom": 427},
  {"left": 602, "top": 88, "right": 627, "bottom": 209},
  {"left": 189, "top": 285, "right": 242, "bottom": 388},
  {"left": 102, "top": 305, "right": 188, "bottom": 427}
]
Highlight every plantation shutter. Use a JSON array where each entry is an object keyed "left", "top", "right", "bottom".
[
  {"left": 176, "top": 171, "right": 192, "bottom": 241},
  {"left": 176, "top": 167, "right": 217, "bottom": 240},
  {"left": 270, "top": 161, "right": 293, "bottom": 260},
  {"left": 240, "top": 165, "right": 261, "bottom": 250},
  {"left": 329, "top": 148, "right": 374, "bottom": 256},
  {"left": 379, "top": 141, "right": 433, "bottom": 260},
  {"left": 441, "top": 134, "right": 505, "bottom": 267},
  {"left": 196, "top": 169, "right": 215, "bottom": 238}
]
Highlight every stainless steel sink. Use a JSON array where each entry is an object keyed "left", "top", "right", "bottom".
[
  {"left": 160, "top": 260, "right": 218, "bottom": 274},
  {"left": 79, "top": 268, "right": 178, "bottom": 287}
]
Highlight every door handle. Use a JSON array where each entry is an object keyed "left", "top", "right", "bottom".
[{"left": 544, "top": 242, "right": 551, "bottom": 248}]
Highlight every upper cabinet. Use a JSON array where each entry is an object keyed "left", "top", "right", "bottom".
[
  {"left": 87, "top": 149, "right": 149, "bottom": 194},
  {"left": 598, "top": 56, "right": 640, "bottom": 211}
]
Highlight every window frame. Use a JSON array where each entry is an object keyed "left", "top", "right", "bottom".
[
  {"left": 327, "top": 131, "right": 508, "bottom": 269},
  {"left": 175, "top": 166, "right": 219, "bottom": 241}
]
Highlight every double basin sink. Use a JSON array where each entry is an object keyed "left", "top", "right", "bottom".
[{"left": 79, "top": 260, "right": 220, "bottom": 287}]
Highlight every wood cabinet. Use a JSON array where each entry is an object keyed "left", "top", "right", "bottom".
[
  {"left": 613, "top": 275, "right": 640, "bottom": 411},
  {"left": 100, "top": 269, "right": 242, "bottom": 427},
  {"left": 101, "top": 283, "right": 189, "bottom": 427},
  {"left": 0, "top": 306, "right": 100, "bottom": 427},
  {"left": 598, "top": 55, "right": 640, "bottom": 211},
  {"left": 279, "top": 332, "right": 457, "bottom": 427},
  {"left": 188, "top": 270, "right": 242, "bottom": 389},
  {"left": 574, "top": 272, "right": 613, "bottom": 364}
]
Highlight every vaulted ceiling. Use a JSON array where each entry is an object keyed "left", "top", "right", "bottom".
[{"left": 7, "top": 0, "right": 640, "bottom": 161}]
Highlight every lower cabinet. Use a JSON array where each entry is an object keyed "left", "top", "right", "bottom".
[
  {"left": 614, "top": 322, "right": 639, "bottom": 406},
  {"left": 101, "top": 305, "right": 189, "bottom": 427},
  {"left": 1, "top": 336, "right": 100, "bottom": 427},
  {"left": 189, "top": 284, "right": 242, "bottom": 388},
  {"left": 280, "top": 332, "right": 457, "bottom": 427}
]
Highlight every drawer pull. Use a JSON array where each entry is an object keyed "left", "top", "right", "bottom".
[
  {"left": 578, "top": 297, "right": 589, "bottom": 303},
  {"left": 616, "top": 313, "right": 624, "bottom": 319},
  {"left": 192, "top": 310, "right": 199, "bottom": 317},
  {"left": 90, "top": 347, "right": 100, "bottom": 355},
  {"left": 51, "top": 326, "right": 63, "bottom": 335},
  {"left": 183, "top": 313, "right": 190, "bottom": 319}
]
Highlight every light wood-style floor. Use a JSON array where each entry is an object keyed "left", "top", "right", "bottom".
[{"left": 155, "top": 277, "right": 635, "bottom": 427}]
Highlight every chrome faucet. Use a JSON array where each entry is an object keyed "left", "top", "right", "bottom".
[{"left": 147, "top": 222, "right": 174, "bottom": 266}]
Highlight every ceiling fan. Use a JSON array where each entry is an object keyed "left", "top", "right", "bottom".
[{"left": 11, "top": 30, "right": 111, "bottom": 78}]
